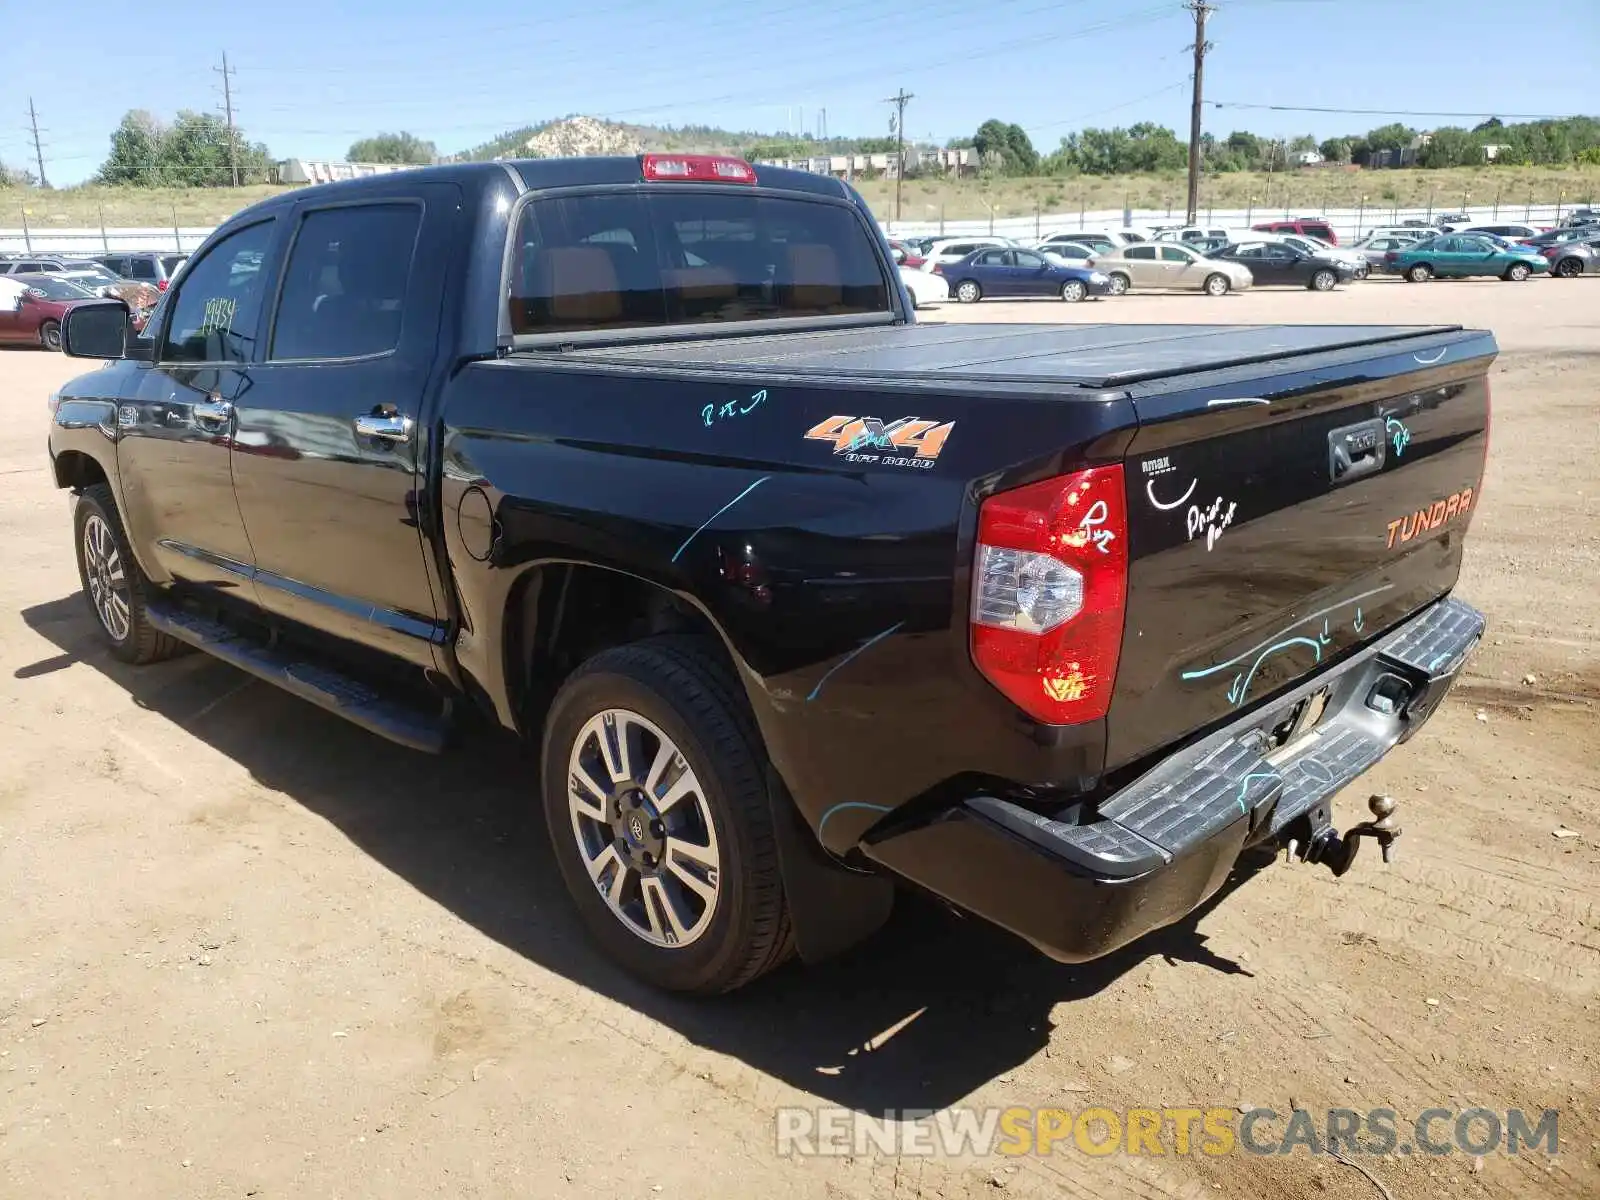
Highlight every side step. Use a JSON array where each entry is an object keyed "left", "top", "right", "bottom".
[{"left": 145, "top": 601, "right": 450, "bottom": 754}]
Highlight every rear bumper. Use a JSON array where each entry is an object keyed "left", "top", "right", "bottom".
[{"left": 863, "top": 595, "right": 1484, "bottom": 963}]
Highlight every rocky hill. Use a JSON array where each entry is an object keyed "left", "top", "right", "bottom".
[{"left": 516, "top": 116, "right": 644, "bottom": 159}]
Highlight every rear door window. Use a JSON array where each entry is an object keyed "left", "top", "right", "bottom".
[
  {"left": 509, "top": 189, "right": 891, "bottom": 335},
  {"left": 128, "top": 258, "right": 158, "bottom": 281},
  {"left": 1126, "top": 246, "right": 1157, "bottom": 260}
]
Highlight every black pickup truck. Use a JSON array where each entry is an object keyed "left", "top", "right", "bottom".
[{"left": 47, "top": 155, "right": 1490, "bottom": 994}]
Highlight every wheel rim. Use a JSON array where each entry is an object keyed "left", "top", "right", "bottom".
[
  {"left": 566, "top": 708, "right": 721, "bottom": 949},
  {"left": 1315, "top": 272, "right": 1335, "bottom": 290},
  {"left": 1063, "top": 282, "right": 1084, "bottom": 302},
  {"left": 1206, "top": 275, "right": 1227, "bottom": 295},
  {"left": 1510, "top": 265, "right": 1528, "bottom": 280},
  {"left": 82, "top": 514, "right": 131, "bottom": 641},
  {"left": 1110, "top": 275, "right": 1128, "bottom": 295},
  {"left": 958, "top": 282, "right": 978, "bottom": 302},
  {"left": 1557, "top": 259, "right": 1579, "bottom": 277},
  {"left": 42, "top": 323, "right": 60, "bottom": 350},
  {"left": 1410, "top": 266, "right": 1429, "bottom": 281}
]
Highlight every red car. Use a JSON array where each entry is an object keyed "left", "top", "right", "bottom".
[
  {"left": 888, "top": 240, "right": 927, "bottom": 269},
  {"left": 0, "top": 273, "right": 105, "bottom": 351},
  {"left": 1252, "top": 218, "right": 1339, "bottom": 246}
]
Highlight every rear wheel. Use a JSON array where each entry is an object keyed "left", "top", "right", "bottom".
[
  {"left": 38, "top": 320, "right": 61, "bottom": 351},
  {"left": 73, "top": 484, "right": 184, "bottom": 665},
  {"left": 1106, "top": 272, "right": 1130, "bottom": 296},
  {"left": 1503, "top": 262, "right": 1531, "bottom": 282},
  {"left": 1406, "top": 263, "right": 1433, "bottom": 283},
  {"left": 541, "top": 638, "right": 793, "bottom": 994},
  {"left": 1060, "top": 280, "right": 1086, "bottom": 303},
  {"left": 955, "top": 280, "right": 982, "bottom": 303},
  {"left": 1203, "top": 273, "right": 1230, "bottom": 297},
  {"left": 1554, "top": 256, "right": 1584, "bottom": 278},
  {"left": 1309, "top": 269, "right": 1338, "bottom": 292}
]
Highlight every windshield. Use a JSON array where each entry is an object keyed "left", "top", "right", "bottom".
[
  {"left": 19, "top": 276, "right": 96, "bottom": 300},
  {"left": 509, "top": 190, "right": 893, "bottom": 337}
]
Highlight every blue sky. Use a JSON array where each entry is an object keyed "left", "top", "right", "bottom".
[{"left": 4, "top": 0, "right": 1594, "bottom": 185}]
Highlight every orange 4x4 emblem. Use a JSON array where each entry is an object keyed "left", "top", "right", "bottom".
[{"left": 804, "top": 415, "right": 955, "bottom": 460}]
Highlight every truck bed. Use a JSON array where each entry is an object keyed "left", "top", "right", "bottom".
[{"left": 557, "top": 322, "right": 1468, "bottom": 388}]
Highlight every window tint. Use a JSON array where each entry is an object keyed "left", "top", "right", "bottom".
[
  {"left": 509, "top": 190, "right": 891, "bottom": 335},
  {"left": 1013, "top": 251, "right": 1044, "bottom": 268},
  {"left": 1160, "top": 247, "right": 1192, "bottom": 262},
  {"left": 1126, "top": 246, "right": 1157, "bottom": 260},
  {"left": 271, "top": 204, "right": 421, "bottom": 360},
  {"left": 974, "top": 249, "right": 1004, "bottom": 266},
  {"left": 128, "top": 258, "right": 158, "bottom": 280},
  {"left": 160, "top": 220, "right": 275, "bottom": 363}
]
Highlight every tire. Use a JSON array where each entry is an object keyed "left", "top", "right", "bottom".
[
  {"left": 1503, "top": 262, "right": 1531, "bottom": 282},
  {"left": 1107, "top": 272, "right": 1131, "bottom": 296},
  {"left": 73, "top": 484, "right": 184, "bottom": 665},
  {"left": 1554, "top": 256, "right": 1584, "bottom": 278},
  {"left": 1407, "top": 264, "right": 1433, "bottom": 283},
  {"left": 1203, "top": 273, "right": 1230, "bottom": 297},
  {"left": 39, "top": 320, "right": 61, "bottom": 352},
  {"left": 955, "top": 280, "right": 982, "bottom": 303},
  {"left": 1355, "top": 264, "right": 1370, "bottom": 279},
  {"left": 1060, "top": 280, "right": 1086, "bottom": 303},
  {"left": 1309, "top": 269, "right": 1338, "bottom": 292},
  {"left": 540, "top": 637, "right": 793, "bottom": 994}
]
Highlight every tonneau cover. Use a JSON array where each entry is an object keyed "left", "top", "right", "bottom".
[{"left": 558, "top": 322, "right": 1465, "bottom": 388}]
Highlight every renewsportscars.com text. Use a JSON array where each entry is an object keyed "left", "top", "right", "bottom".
[{"left": 775, "top": 1106, "right": 1559, "bottom": 1159}]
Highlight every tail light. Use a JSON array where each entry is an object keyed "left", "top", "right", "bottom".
[
  {"left": 157, "top": 279, "right": 169, "bottom": 291},
  {"left": 641, "top": 154, "right": 755, "bottom": 184},
  {"left": 970, "top": 465, "right": 1128, "bottom": 724},
  {"left": 931, "top": 263, "right": 945, "bottom": 275}
]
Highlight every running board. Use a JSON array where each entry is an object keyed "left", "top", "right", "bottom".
[{"left": 144, "top": 602, "right": 450, "bottom": 754}]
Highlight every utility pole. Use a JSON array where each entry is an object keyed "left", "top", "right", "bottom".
[
  {"left": 26, "top": 98, "right": 47, "bottom": 189},
  {"left": 884, "top": 88, "right": 914, "bottom": 222},
  {"left": 215, "top": 51, "right": 240, "bottom": 186},
  {"left": 1184, "top": 1, "right": 1214, "bottom": 225}
]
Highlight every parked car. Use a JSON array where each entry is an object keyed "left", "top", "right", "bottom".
[
  {"left": 1350, "top": 234, "right": 1425, "bottom": 270},
  {"left": 1206, "top": 241, "right": 1353, "bottom": 290},
  {"left": 1032, "top": 241, "right": 1097, "bottom": 265},
  {"left": 1460, "top": 224, "right": 1540, "bottom": 243},
  {"left": 1558, "top": 209, "right": 1598, "bottom": 228},
  {"left": 1263, "top": 233, "right": 1370, "bottom": 278},
  {"left": 887, "top": 240, "right": 926, "bottom": 269},
  {"left": 1543, "top": 241, "right": 1597, "bottom": 278},
  {"left": 937, "top": 246, "right": 1112, "bottom": 302},
  {"left": 93, "top": 251, "right": 189, "bottom": 291},
  {"left": 918, "top": 237, "right": 1013, "bottom": 272},
  {"left": 1385, "top": 234, "right": 1549, "bottom": 281},
  {"left": 1097, "top": 242, "right": 1253, "bottom": 295},
  {"left": 1434, "top": 212, "right": 1471, "bottom": 226},
  {"left": 0, "top": 257, "right": 105, "bottom": 276},
  {"left": 46, "top": 153, "right": 1493, "bottom": 994},
  {"left": 1153, "top": 225, "right": 1248, "bottom": 246},
  {"left": 1037, "top": 230, "right": 1131, "bottom": 254},
  {"left": 0, "top": 273, "right": 100, "bottom": 350},
  {"left": 1251, "top": 218, "right": 1339, "bottom": 245},
  {"left": 898, "top": 264, "right": 949, "bottom": 307},
  {"left": 1519, "top": 227, "right": 1594, "bottom": 249}
]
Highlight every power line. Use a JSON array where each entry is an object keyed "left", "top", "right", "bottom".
[
  {"left": 884, "top": 88, "right": 913, "bottom": 222},
  {"left": 215, "top": 52, "right": 241, "bottom": 187},
  {"left": 1184, "top": 1, "right": 1214, "bottom": 225},
  {"left": 1209, "top": 101, "right": 1582, "bottom": 121},
  {"left": 27, "top": 98, "right": 47, "bottom": 189}
]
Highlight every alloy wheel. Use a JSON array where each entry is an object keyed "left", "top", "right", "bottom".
[
  {"left": 82, "top": 514, "right": 130, "bottom": 641},
  {"left": 566, "top": 708, "right": 721, "bottom": 948}
]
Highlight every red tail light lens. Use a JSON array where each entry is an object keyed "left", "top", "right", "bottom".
[
  {"left": 157, "top": 279, "right": 169, "bottom": 291},
  {"left": 641, "top": 154, "right": 756, "bottom": 184},
  {"left": 970, "top": 465, "right": 1128, "bottom": 724}
]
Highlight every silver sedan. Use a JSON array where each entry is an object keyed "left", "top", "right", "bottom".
[{"left": 1096, "top": 243, "right": 1253, "bottom": 295}]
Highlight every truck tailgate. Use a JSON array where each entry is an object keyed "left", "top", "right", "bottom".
[{"left": 1106, "top": 331, "right": 1494, "bottom": 772}]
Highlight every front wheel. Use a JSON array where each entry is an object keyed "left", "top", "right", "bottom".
[
  {"left": 1554, "top": 256, "right": 1584, "bottom": 278},
  {"left": 1407, "top": 264, "right": 1433, "bottom": 283},
  {"left": 1503, "top": 262, "right": 1531, "bottom": 282},
  {"left": 541, "top": 638, "right": 793, "bottom": 994},
  {"left": 39, "top": 320, "right": 61, "bottom": 351},
  {"left": 1106, "top": 272, "right": 1130, "bottom": 296},
  {"left": 955, "top": 280, "right": 982, "bottom": 303},
  {"left": 1203, "top": 273, "right": 1230, "bottom": 297},
  {"left": 1060, "top": 280, "right": 1086, "bottom": 303},
  {"left": 73, "top": 484, "right": 184, "bottom": 664},
  {"left": 1309, "top": 269, "right": 1338, "bottom": 292}
]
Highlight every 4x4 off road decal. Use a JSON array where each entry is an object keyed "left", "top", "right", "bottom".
[{"left": 804, "top": 415, "right": 954, "bottom": 469}]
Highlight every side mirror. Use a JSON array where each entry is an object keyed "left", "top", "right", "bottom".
[{"left": 60, "top": 299, "right": 133, "bottom": 360}]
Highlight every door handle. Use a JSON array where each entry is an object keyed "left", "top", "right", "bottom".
[
  {"left": 354, "top": 411, "right": 415, "bottom": 443},
  {"left": 192, "top": 398, "right": 233, "bottom": 426}
]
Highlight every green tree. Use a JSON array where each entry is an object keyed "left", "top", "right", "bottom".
[
  {"left": 1319, "top": 137, "right": 1352, "bottom": 163},
  {"left": 97, "top": 110, "right": 166, "bottom": 185},
  {"left": 1364, "top": 123, "right": 1417, "bottom": 153},
  {"left": 96, "top": 108, "right": 273, "bottom": 187},
  {"left": 347, "top": 131, "right": 438, "bottom": 164},
  {"left": 1419, "top": 126, "right": 1478, "bottom": 168}
]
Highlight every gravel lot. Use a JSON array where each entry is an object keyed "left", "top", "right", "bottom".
[{"left": 2, "top": 274, "right": 1596, "bottom": 1199}]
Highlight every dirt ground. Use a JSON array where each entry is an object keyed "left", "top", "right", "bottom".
[{"left": 2, "top": 275, "right": 1596, "bottom": 1200}]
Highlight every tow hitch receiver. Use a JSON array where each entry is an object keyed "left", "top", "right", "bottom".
[{"left": 1287, "top": 794, "right": 1403, "bottom": 877}]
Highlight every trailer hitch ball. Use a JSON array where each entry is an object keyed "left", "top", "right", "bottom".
[{"left": 1291, "top": 794, "right": 1403, "bottom": 875}]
